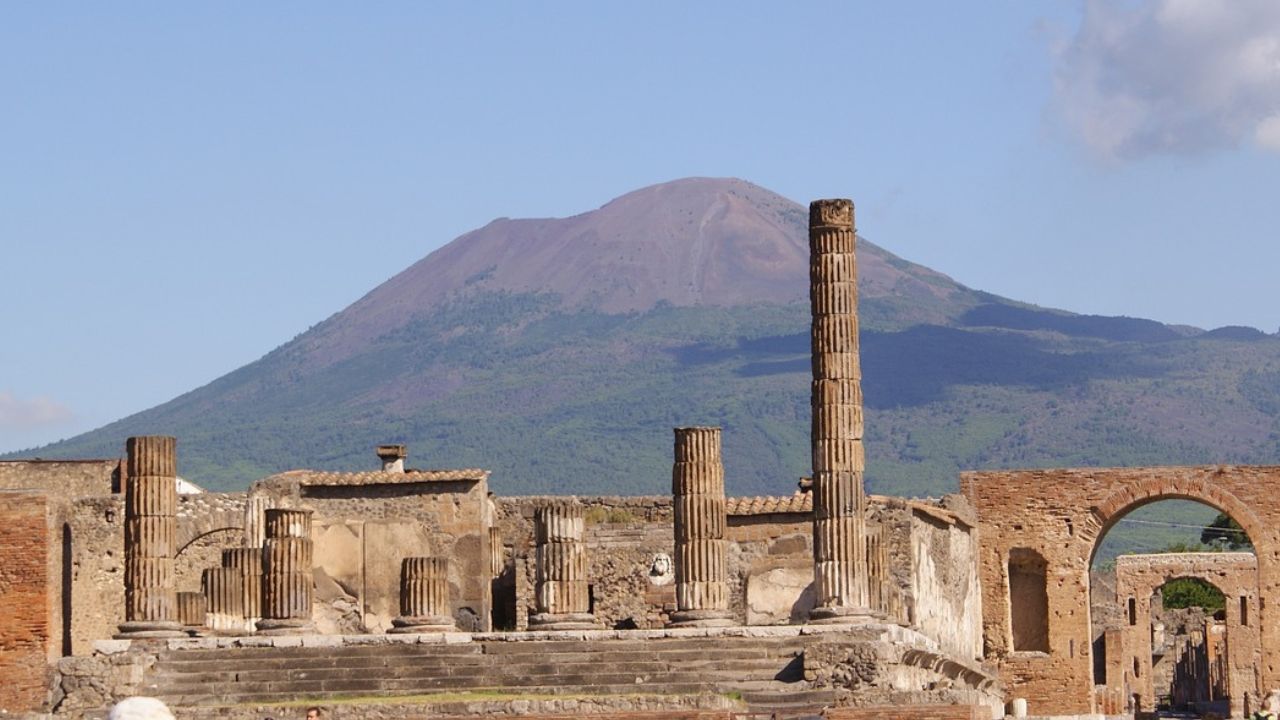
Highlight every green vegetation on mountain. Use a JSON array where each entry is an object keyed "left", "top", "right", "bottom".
[{"left": 9, "top": 178, "right": 1280, "bottom": 517}]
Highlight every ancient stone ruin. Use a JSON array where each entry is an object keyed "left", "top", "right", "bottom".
[{"left": 1, "top": 197, "right": 1274, "bottom": 720}]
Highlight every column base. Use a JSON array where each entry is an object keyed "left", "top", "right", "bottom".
[
  {"left": 528, "top": 612, "right": 600, "bottom": 630},
  {"left": 255, "top": 618, "right": 315, "bottom": 635},
  {"left": 666, "top": 609, "right": 736, "bottom": 628},
  {"left": 807, "top": 605, "right": 876, "bottom": 625},
  {"left": 388, "top": 615, "right": 457, "bottom": 633},
  {"left": 114, "top": 620, "right": 187, "bottom": 639}
]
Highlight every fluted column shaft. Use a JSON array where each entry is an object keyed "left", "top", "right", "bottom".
[
  {"left": 176, "top": 591, "right": 207, "bottom": 631},
  {"left": 669, "top": 426, "right": 734, "bottom": 627},
  {"left": 117, "top": 435, "right": 184, "bottom": 637},
  {"left": 203, "top": 567, "right": 245, "bottom": 633},
  {"left": 529, "top": 503, "right": 598, "bottom": 629},
  {"left": 389, "top": 557, "right": 456, "bottom": 632},
  {"left": 243, "top": 495, "right": 270, "bottom": 549},
  {"left": 257, "top": 508, "right": 315, "bottom": 634},
  {"left": 809, "top": 199, "right": 870, "bottom": 622},
  {"left": 222, "top": 547, "right": 263, "bottom": 633}
]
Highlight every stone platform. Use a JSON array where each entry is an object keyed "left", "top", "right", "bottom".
[{"left": 53, "top": 624, "right": 1002, "bottom": 719}]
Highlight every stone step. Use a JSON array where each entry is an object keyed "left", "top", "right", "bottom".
[{"left": 157, "top": 682, "right": 720, "bottom": 706}]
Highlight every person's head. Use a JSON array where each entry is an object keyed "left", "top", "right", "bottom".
[
  {"left": 108, "top": 697, "right": 175, "bottom": 720},
  {"left": 305, "top": 707, "right": 322, "bottom": 720},
  {"left": 1266, "top": 690, "right": 1280, "bottom": 714}
]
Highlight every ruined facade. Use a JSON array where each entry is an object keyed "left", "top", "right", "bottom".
[
  {"left": 1108, "top": 552, "right": 1260, "bottom": 716},
  {"left": 3, "top": 194, "right": 1275, "bottom": 720}
]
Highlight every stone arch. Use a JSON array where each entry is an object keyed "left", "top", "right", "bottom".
[
  {"left": 961, "top": 465, "right": 1280, "bottom": 715},
  {"left": 1081, "top": 474, "right": 1265, "bottom": 565},
  {"left": 176, "top": 508, "right": 245, "bottom": 554}
]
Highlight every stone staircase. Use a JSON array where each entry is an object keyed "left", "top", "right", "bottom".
[{"left": 142, "top": 634, "right": 812, "bottom": 711}]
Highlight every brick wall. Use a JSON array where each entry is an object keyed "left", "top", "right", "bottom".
[
  {"left": 0, "top": 489, "right": 52, "bottom": 713},
  {"left": 962, "top": 464, "right": 1280, "bottom": 715}
]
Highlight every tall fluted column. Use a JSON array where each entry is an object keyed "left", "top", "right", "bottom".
[
  {"left": 222, "top": 547, "right": 263, "bottom": 634},
  {"left": 116, "top": 435, "right": 185, "bottom": 638},
  {"left": 257, "top": 508, "right": 315, "bottom": 635},
  {"left": 389, "top": 557, "right": 456, "bottom": 632},
  {"left": 202, "top": 567, "right": 245, "bottom": 634},
  {"left": 529, "top": 503, "right": 598, "bottom": 630},
  {"left": 668, "top": 426, "right": 733, "bottom": 627},
  {"left": 808, "top": 199, "right": 871, "bottom": 623}
]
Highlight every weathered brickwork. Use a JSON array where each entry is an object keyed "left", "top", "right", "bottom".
[
  {"left": 962, "top": 464, "right": 1280, "bottom": 715},
  {"left": 1111, "top": 552, "right": 1259, "bottom": 716},
  {"left": 0, "top": 490, "right": 52, "bottom": 713}
]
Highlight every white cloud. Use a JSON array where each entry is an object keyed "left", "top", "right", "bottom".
[
  {"left": 1052, "top": 0, "right": 1280, "bottom": 159},
  {"left": 0, "top": 391, "right": 74, "bottom": 430}
]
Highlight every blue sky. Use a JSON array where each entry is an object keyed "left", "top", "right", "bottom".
[{"left": 3, "top": 2, "right": 1280, "bottom": 453}]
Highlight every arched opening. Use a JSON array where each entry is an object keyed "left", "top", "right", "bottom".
[{"left": 1089, "top": 499, "right": 1257, "bottom": 718}]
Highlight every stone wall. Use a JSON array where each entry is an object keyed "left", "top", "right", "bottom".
[
  {"left": 495, "top": 493, "right": 981, "bottom": 651},
  {"left": 67, "top": 496, "right": 125, "bottom": 655},
  {"left": 0, "top": 489, "right": 53, "bottom": 713},
  {"left": 0, "top": 460, "right": 121, "bottom": 660},
  {"left": 254, "top": 469, "right": 492, "bottom": 632},
  {"left": 901, "top": 501, "right": 983, "bottom": 661},
  {"left": 962, "top": 464, "right": 1280, "bottom": 716},
  {"left": 0, "top": 459, "right": 119, "bottom": 496}
]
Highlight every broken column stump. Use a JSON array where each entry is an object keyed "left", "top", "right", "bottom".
[
  {"left": 256, "top": 508, "right": 315, "bottom": 635},
  {"left": 668, "top": 426, "right": 734, "bottom": 628},
  {"left": 389, "top": 556, "right": 456, "bottom": 633},
  {"left": 116, "top": 435, "right": 185, "bottom": 638},
  {"left": 221, "top": 547, "right": 263, "bottom": 634},
  {"left": 202, "top": 566, "right": 246, "bottom": 634},
  {"left": 529, "top": 502, "right": 599, "bottom": 630}
]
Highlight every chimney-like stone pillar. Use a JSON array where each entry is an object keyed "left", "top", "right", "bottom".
[
  {"left": 377, "top": 444, "right": 407, "bottom": 473},
  {"left": 257, "top": 508, "right": 315, "bottom": 635},
  {"left": 668, "top": 426, "right": 734, "bottom": 627},
  {"left": 116, "top": 436, "right": 185, "bottom": 638},
  {"left": 808, "top": 199, "right": 871, "bottom": 623},
  {"left": 389, "top": 557, "right": 456, "bottom": 633},
  {"left": 222, "top": 547, "right": 263, "bottom": 634},
  {"left": 202, "top": 567, "right": 246, "bottom": 634},
  {"left": 529, "top": 503, "right": 598, "bottom": 630},
  {"left": 176, "top": 591, "right": 207, "bottom": 635}
]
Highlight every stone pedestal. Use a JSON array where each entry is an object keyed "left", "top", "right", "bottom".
[
  {"left": 668, "top": 426, "right": 734, "bottom": 628},
  {"left": 807, "top": 199, "right": 872, "bottom": 624},
  {"left": 176, "top": 591, "right": 207, "bottom": 635},
  {"left": 202, "top": 567, "right": 246, "bottom": 634},
  {"left": 222, "top": 547, "right": 263, "bottom": 634},
  {"left": 257, "top": 508, "right": 315, "bottom": 635},
  {"left": 389, "top": 557, "right": 456, "bottom": 632},
  {"left": 529, "top": 503, "right": 598, "bottom": 630},
  {"left": 116, "top": 436, "right": 185, "bottom": 638}
]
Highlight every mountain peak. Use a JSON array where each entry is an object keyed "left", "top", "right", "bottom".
[{"left": 316, "top": 178, "right": 968, "bottom": 357}]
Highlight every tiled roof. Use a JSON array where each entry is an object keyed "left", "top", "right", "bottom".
[
  {"left": 725, "top": 492, "right": 813, "bottom": 516},
  {"left": 262, "top": 468, "right": 489, "bottom": 487}
]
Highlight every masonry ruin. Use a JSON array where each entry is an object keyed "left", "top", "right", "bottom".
[{"left": 1, "top": 197, "right": 1274, "bottom": 719}]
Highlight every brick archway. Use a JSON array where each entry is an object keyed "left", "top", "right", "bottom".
[
  {"left": 1110, "top": 553, "right": 1259, "bottom": 717},
  {"left": 961, "top": 465, "right": 1280, "bottom": 716}
]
